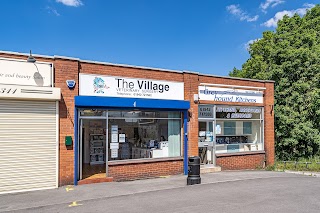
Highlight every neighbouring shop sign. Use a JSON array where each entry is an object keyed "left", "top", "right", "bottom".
[
  {"left": 198, "top": 86, "right": 263, "bottom": 103},
  {"left": 0, "top": 58, "right": 52, "bottom": 87},
  {"left": 0, "top": 84, "right": 60, "bottom": 100},
  {"left": 79, "top": 74, "right": 184, "bottom": 100}
]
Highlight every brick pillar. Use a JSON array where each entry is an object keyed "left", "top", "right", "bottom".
[
  {"left": 184, "top": 72, "right": 200, "bottom": 157},
  {"left": 54, "top": 58, "right": 79, "bottom": 186},
  {"left": 264, "top": 82, "right": 275, "bottom": 166}
]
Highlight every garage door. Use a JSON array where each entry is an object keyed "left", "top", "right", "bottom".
[{"left": 0, "top": 100, "right": 58, "bottom": 194}]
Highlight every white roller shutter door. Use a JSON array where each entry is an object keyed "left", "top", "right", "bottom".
[{"left": 0, "top": 100, "right": 58, "bottom": 194}]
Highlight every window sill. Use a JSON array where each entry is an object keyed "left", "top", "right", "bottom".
[
  {"left": 216, "top": 150, "right": 265, "bottom": 157},
  {"left": 108, "top": 157, "right": 183, "bottom": 166}
]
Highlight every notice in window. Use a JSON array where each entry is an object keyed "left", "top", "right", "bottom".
[
  {"left": 111, "top": 125, "right": 118, "bottom": 134},
  {"left": 111, "top": 149, "right": 118, "bottom": 158},
  {"left": 111, "top": 134, "right": 118, "bottom": 143},
  {"left": 110, "top": 143, "right": 119, "bottom": 149},
  {"left": 119, "top": 134, "right": 126, "bottom": 143},
  {"left": 216, "top": 125, "right": 222, "bottom": 134}
]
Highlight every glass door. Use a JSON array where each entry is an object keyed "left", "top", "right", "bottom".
[
  {"left": 79, "top": 118, "right": 107, "bottom": 180},
  {"left": 198, "top": 121, "right": 215, "bottom": 165}
]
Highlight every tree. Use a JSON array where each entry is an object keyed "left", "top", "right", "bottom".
[{"left": 230, "top": 5, "right": 320, "bottom": 160}]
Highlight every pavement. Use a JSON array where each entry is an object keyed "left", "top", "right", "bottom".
[{"left": 0, "top": 170, "right": 319, "bottom": 212}]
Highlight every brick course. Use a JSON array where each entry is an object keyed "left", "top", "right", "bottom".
[{"left": 216, "top": 153, "right": 265, "bottom": 170}]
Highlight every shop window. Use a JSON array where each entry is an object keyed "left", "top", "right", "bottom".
[
  {"left": 107, "top": 111, "right": 182, "bottom": 161},
  {"left": 243, "top": 122, "right": 252, "bottom": 135},
  {"left": 224, "top": 122, "right": 236, "bottom": 135},
  {"left": 80, "top": 109, "right": 106, "bottom": 116},
  {"left": 215, "top": 106, "right": 263, "bottom": 154}
]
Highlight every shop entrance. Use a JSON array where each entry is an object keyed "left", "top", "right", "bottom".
[
  {"left": 79, "top": 118, "right": 107, "bottom": 180},
  {"left": 198, "top": 121, "right": 215, "bottom": 165}
]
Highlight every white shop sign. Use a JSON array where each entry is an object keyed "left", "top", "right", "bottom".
[
  {"left": 0, "top": 58, "right": 52, "bottom": 87},
  {"left": 199, "top": 86, "right": 263, "bottom": 104},
  {"left": 79, "top": 74, "right": 184, "bottom": 100}
]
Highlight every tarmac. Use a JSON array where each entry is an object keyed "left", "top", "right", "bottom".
[{"left": 0, "top": 170, "right": 318, "bottom": 212}]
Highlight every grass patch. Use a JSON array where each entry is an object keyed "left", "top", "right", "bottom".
[{"left": 274, "top": 157, "right": 320, "bottom": 172}]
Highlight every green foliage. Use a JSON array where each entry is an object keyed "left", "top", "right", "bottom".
[{"left": 229, "top": 5, "right": 320, "bottom": 160}]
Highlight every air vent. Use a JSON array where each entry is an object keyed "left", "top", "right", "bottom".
[{"left": 21, "top": 89, "right": 53, "bottom": 94}]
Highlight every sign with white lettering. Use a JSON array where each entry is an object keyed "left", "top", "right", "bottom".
[
  {"left": 198, "top": 106, "right": 213, "bottom": 118},
  {"left": 198, "top": 86, "right": 263, "bottom": 103},
  {"left": 0, "top": 58, "right": 52, "bottom": 87},
  {"left": 216, "top": 106, "right": 262, "bottom": 119},
  {"left": 79, "top": 74, "right": 184, "bottom": 100}
]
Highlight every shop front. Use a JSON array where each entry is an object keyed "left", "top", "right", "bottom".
[
  {"left": 74, "top": 74, "right": 189, "bottom": 184},
  {"left": 0, "top": 50, "right": 275, "bottom": 190},
  {"left": 0, "top": 57, "right": 61, "bottom": 194},
  {"left": 197, "top": 83, "right": 270, "bottom": 169}
]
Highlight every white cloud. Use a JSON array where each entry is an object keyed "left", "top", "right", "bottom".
[
  {"left": 244, "top": 39, "right": 261, "bottom": 50},
  {"left": 262, "top": 3, "right": 315, "bottom": 27},
  {"left": 260, "top": 0, "right": 285, "bottom": 12},
  {"left": 46, "top": 6, "right": 60, "bottom": 16},
  {"left": 56, "top": 0, "right": 83, "bottom": 7},
  {"left": 226, "top": 4, "right": 259, "bottom": 22}
]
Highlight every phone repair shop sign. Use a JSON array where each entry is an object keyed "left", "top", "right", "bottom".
[
  {"left": 0, "top": 58, "right": 53, "bottom": 87},
  {"left": 79, "top": 73, "right": 184, "bottom": 100},
  {"left": 198, "top": 86, "right": 264, "bottom": 104}
]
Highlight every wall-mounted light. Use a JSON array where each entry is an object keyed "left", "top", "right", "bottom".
[
  {"left": 27, "top": 50, "right": 36, "bottom": 63},
  {"left": 194, "top": 94, "right": 200, "bottom": 104}
]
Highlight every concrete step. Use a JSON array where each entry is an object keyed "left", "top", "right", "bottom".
[{"left": 200, "top": 165, "right": 221, "bottom": 174}]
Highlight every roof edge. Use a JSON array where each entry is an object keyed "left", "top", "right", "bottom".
[
  {"left": 0, "top": 50, "right": 54, "bottom": 59},
  {"left": 54, "top": 55, "right": 80, "bottom": 61},
  {"left": 197, "top": 72, "right": 275, "bottom": 83},
  {"left": 79, "top": 59, "right": 183, "bottom": 74},
  {"left": 0, "top": 50, "right": 275, "bottom": 83}
]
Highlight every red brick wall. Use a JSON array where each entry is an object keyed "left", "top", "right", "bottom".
[
  {"left": 80, "top": 62, "right": 184, "bottom": 82},
  {"left": 264, "top": 82, "right": 275, "bottom": 165},
  {"left": 109, "top": 160, "right": 183, "bottom": 181},
  {"left": 183, "top": 73, "right": 200, "bottom": 157},
  {"left": 217, "top": 153, "right": 265, "bottom": 170},
  {"left": 54, "top": 58, "right": 79, "bottom": 186}
]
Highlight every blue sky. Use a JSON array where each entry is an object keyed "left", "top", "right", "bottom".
[{"left": 0, "top": 0, "right": 318, "bottom": 76}]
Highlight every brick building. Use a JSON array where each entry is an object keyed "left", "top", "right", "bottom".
[{"left": 0, "top": 50, "right": 274, "bottom": 194}]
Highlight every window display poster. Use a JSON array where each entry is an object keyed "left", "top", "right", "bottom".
[
  {"left": 199, "top": 131, "right": 206, "bottom": 137},
  {"left": 110, "top": 143, "right": 119, "bottom": 149},
  {"left": 119, "top": 134, "right": 126, "bottom": 143},
  {"left": 216, "top": 125, "right": 222, "bottom": 134},
  {"left": 111, "top": 125, "right": 118, "bottom": 134},
  {"left": 111, "top": 133, "right": 118, "bottom": 143},
  {"left": 205, "top": 131, "right": 213, "bottom": 142},
  {"left": 111, "top": 149, "right": 118, "bottom": 158}
]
